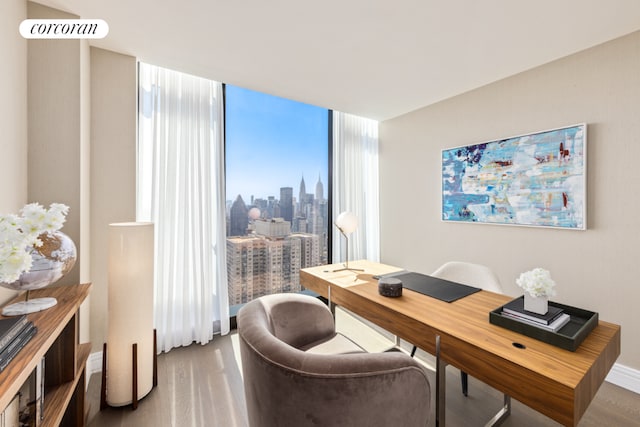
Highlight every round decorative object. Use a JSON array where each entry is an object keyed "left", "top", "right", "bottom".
[
  {"left": 0, "top": 231, "right": 77, "bottom": 291},
  {"left": 378, "top": 277, "right": 403, "bottom": 298},
  {"left": 248, "top": 207, "right": 261, "bottom": 220},
  {"left": 0, "top": 231, "right": 76, "bottom": 315}
]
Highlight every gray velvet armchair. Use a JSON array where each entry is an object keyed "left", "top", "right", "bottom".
[{"left": 237, "top": 293, "right": 431, "bottom": 427}]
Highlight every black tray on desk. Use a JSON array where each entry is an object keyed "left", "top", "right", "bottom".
[{"left": 489, "top": 298, "right": 598, "bottom": 351}]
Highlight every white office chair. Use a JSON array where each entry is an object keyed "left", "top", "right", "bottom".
[
  {"left": 432, "top": 261, "right": 502, "bottom": 294},
  {"left": 411, "top": 261, "right": 503, "bottom": 396}
]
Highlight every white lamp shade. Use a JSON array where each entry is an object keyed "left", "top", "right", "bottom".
[
  {"left": 336, "top": 211, "right": 358, "bottom": 234},
  {"left": 106, "top": 222, "right": 154, "bottom": 406}
]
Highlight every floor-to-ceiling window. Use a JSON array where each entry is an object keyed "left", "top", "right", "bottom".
[
  {"left": 138, "top": 64, "right": 379, "bottom": 333},
  {"left": 225, "top": 85, "right": 330, "bottom": 307}
]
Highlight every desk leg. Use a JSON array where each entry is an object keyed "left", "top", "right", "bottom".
[
  {"left": 484, "top": 394, "right": 511, "bottom": 427},
  {"left": 327, "top": 286, "right": 335, "bottom": 317},
  {"left": 436, "top": 335, "right": 446, "bottom": 427}
]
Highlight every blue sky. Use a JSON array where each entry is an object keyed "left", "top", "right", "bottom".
[{"left": 225, "top": 85, "right": 329, "bottom": 204}]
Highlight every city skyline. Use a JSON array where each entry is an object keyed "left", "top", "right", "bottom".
[
  {"left": 225, "top": 173, "right": 326, "bottom": 205},
  {"left": 225, "top": 84, "right": 329, "bottom": 204}
]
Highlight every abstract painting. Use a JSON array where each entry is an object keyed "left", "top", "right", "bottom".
[{"left": 442, "top": 124, "right": 586, "bottom": 229}]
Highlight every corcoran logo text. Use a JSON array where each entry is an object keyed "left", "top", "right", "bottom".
[{"left": 20, "top": 19, "right": 109, "bottom": 39}]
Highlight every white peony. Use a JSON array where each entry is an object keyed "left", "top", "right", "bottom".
[{"left": 516, "top": 267, "right": 556, "bottom": 298}]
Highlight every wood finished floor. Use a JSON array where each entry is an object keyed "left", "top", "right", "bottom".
[{"left": 86, "top": 309, "right": 640, "bottom": 427}]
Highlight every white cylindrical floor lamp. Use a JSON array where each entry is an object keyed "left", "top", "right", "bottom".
[{"left": 101, "top": 222, "right": 157, "bottom": 409}]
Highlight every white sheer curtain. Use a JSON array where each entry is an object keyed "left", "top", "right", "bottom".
[
  {"left": 137, "top": 63, "right": 229, "bottom": 353},
  {"left": 332, "top": 111, "right": 380, "bottom": 263}
]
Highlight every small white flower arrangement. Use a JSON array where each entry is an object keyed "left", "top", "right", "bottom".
[
  {"left": 516, "top": 267, "right": 556, "bottom": 298},
  {"left": 0, "top": 203, "right": 69, "bottom": 284}
]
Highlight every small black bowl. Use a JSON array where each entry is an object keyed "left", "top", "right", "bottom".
[{"left": 378, "top": 277, "right": 403, "bottom": 297}]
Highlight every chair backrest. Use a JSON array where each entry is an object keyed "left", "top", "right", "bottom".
[
  {"left": 432, "top": 261, "right": 503, "bottom": 293},
  {"left": 237, "top": 293, "right": 431, "bottom": 427}
]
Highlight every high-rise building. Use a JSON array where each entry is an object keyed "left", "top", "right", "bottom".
[
  {"left": 227, "top": 236, "right": 267, "bottom": 305},
  {"left": 229, "top": 195, "right": 249, "bottom": 236},
  {"left": 267, "top": 196, "right": 275, "bottom": 218},
  {"left": 315, "top": 174, "right": 324, "bottom": 202},
  {"left": 310, "top": 207, "right": 324, "bottom": 238},
  {"left": 226, "top": 234, "right": 301, "bottom": 305},
  {"left": 318, "top": 199, "right": 329, "bottom": 263},
  {"left": 290, "top": 232, "right": 321, "bottom": 269},
  {"left": 280, "top": 187, "right": 293, "bottom": 222},
  {"left": 254, "top": 218, "right": 291, "bottom": 238},
  {"left": 253, "top": 198, "right": 268, "bottom": 214},
  {"left": 292, "top": 217, "right": 307, "bottom": 234},
  {"left": 299, "top": 175, "right": 306, "bottom": 207}
]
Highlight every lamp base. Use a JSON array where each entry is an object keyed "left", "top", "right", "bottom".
[
  {"left": 332, "top": 265, "right": 364, "bottom": 273},
  {"left": 101, "top": 329, "right": 158, "bottom": 411},
  {"left": 1, "top": 297, "right": 57, "bottom": 316}
]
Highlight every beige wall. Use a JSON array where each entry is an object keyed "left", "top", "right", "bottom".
[
  {"left": 90, "top": 47, "right": 137, "bottom": 351},
  {"left": 26, "top": 1, "right": 92, "bottom": 341},
  {"left": 0, "top": 0, "right": 28, "bottom": 304},
  {"left": 27, "top": 1, "right": 88, "bottom": 287},
  {"left": 380, "top": 31, "right": 640, "bottom": 369}
]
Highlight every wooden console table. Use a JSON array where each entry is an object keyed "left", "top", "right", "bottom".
[{"left": 0, "top": 283, "right": 91, "bottom": 427}]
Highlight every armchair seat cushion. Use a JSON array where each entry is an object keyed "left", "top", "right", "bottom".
[{"left": 300, "top": 332, "right": 366, "bottom": 355}]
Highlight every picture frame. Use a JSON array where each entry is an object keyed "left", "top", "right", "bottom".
[{"left": 441, "top": 124, "right": 586, "bottom": 230}]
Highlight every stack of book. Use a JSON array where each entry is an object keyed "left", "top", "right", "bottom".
[
  {"left": 500, "top": 297, "right": 571, "bottom": 332},
  {"left": 0, "top": 315, "right": 37, "bottom": 373}
]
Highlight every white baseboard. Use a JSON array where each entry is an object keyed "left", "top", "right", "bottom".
[
  {"left": 606, "top": 363, "right": 640, "bottom": 395},
  {"left": 87, "top": 350, "right": 640, "bottom": 396}
]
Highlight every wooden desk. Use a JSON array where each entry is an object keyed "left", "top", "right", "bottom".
[{"left": 300, "top": 260, "right": 621, "bottom": 427}]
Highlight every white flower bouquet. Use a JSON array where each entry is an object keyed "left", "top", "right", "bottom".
[
  {"left": 516, "top": 267, "right": 556, "bottom": 298},
  {"left": 0, "top": 203, "right": 69, "bottom": 283}
]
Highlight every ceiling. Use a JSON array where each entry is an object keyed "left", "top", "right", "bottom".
[{"left": 34, "top": 0, "right": 640, "bottom": 121}]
